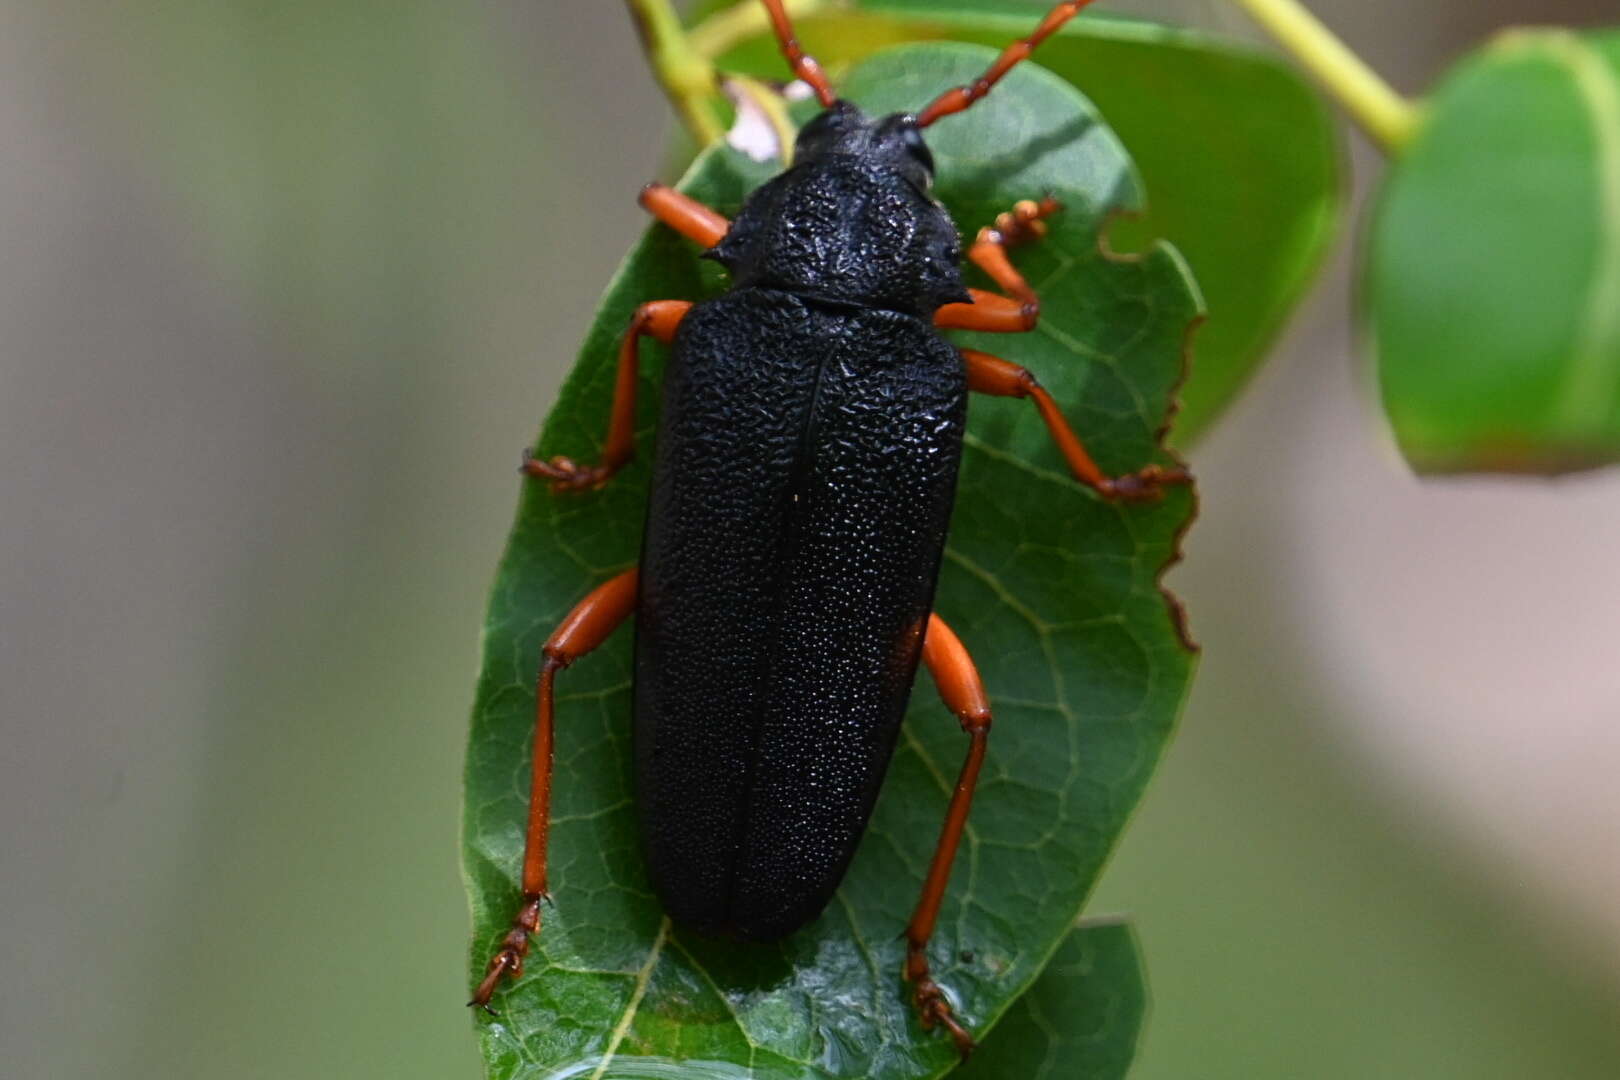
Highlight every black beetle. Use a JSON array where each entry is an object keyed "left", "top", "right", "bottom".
[{"left": 472, "top": 0, "right": 1188, "bottom": 1056}]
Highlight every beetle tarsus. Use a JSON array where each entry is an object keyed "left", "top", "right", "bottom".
[
  {"left": 909, "top": 966, "right": 978, "bottom": 1059},
  {"left": 963, "top": 196, "right": 1064, "bottom": 329},
  {"left": 1102, "top": 464, "right": 1191, "bottom": 502},
  {"left": 470, "top": 895, "right": 544, "bottom": 1016},
  {"left": 983, "top": 195, "right": 1063, "bottom": 250},
  {"left": 521, "top": 449, "right": 615, "bottom": 494},
  {"left": 468, "top": 949, "right": 516, "bottom": 1014}
]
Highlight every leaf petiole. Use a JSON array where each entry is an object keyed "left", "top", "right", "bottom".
[{"left": 1229, "top": 0, "right": 1421, "bottom": 152}]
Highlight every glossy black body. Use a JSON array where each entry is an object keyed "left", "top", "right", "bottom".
[{"left": 633, "top": 104, "right": 970, "bottom": 941}]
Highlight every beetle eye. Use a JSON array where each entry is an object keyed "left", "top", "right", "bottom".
[{"left": 901, "top": 124, "right": 934, "bottom": 174}]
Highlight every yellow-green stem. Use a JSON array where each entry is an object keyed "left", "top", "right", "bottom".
[
  {"left": 624, "top": 0, "right": 727, "bottom": 145},
  {"left": 1230, "top": 0, "right": 1420, "bottom": 152}
]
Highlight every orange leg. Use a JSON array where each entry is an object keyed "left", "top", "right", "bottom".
[
  {"left": 933, "top": 197, "right": 1062, "bottom": 333},
  {"left": 523, "top": 300, "right": 691, "bottom": 493},
  {"left": 523, "top": 185, "right": 722, "bottom": 493},
  {"left": 969, "top": 196, "right": 1062, "bottom": 313},
  {"left": 963, "top": 348, "right": 1189, "bottom": 500},
  {"left": 639, "top": 183, "right": 730, "bottom": 249},
  {"left": 934, "top": 289, "right": 1034, "bottom": 333},
  {"left": 904, "top": 613, "right": 995, "bottom": 1060},
  {"left": 470, "top": 568, "right": 640, "bottom": 1015}
]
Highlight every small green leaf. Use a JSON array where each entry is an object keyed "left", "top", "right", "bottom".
[
  {"left": 700, "top": 3, "right": 1343, "bottom": 444},
  {"left": 1369, "top": 28, "right": 1620, "bottom": 473},
  {"left": 955, "top": 921, "right": 1145, "bottom": 1080},
  {"left": 465, "top": 45, "right": 1198, "bottom": 1079}
]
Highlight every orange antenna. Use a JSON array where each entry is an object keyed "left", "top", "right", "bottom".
[
  {"left": 916, "top": 0, "right": 1097, "bottom": 127},
  {"left": 759, "top": 0, "right": 837, "bottom": 108}
]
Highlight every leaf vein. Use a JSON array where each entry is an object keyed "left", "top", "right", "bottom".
[{"left": 587, "top": 916, "right": 670, "bottom": 1080}]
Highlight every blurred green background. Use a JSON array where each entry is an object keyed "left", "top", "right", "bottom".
[{"left": 4, "top": 2, "right": 1619, "bottom": 1078}]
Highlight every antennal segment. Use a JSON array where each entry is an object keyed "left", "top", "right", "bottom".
[
  {"left": 760, "top": 0, "right": 837, "bottom": 108},
  {"left": 916, "top": 0, "right": 1096, "bottom": 127}
]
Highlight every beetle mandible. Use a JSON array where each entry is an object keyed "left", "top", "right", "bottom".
[{"left": 471, "top": 0, "right": 1189, "bottom": 1056}]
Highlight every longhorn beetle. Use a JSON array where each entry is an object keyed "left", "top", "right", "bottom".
[{"left": 472, "top": 0, "right": 1189, "bottom": 1057}]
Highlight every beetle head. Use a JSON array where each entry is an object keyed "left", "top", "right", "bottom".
[
  {"left": 794, "top": 102, "right": 935, "bottom": 191},
  {"left": 710, "top": 104, "right": 968, "bottom": 316}
]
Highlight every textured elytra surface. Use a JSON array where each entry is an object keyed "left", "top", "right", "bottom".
[
  {"left": 640, "top": 292, "right": 966, "bottom": 942},
  {"left": 465, "top": 46, "right": 1199, "bottom": 1080}
]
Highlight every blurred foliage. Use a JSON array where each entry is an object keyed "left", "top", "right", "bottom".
[
  {"left": 1369, "top": 28, "right": 1620, "bottom": 473},
  {"left": 98, "top": 1, "right": 547, "bottom": 387},
  {"left": 465, "top": 45, "right": 1197, "bottom": 1079},
  {"left": 693, "top": 1, "right": 1342, "bottom": 444},
  {"left": 1091, "top": 588, "right": 1620, "bottom": 1079}
]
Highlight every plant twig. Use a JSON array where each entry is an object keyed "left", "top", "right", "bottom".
[
  {"left": 624, "top": 0, "right": 727, "bottom": 145},
  {"left": 1229, "top": 0, "right": 1419, "bottom": 152}
]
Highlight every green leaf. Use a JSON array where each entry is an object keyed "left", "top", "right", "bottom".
[
  {"left": 955, "top": 921, "right": 1145, "bottom": 1080},
  {"left": 1368, "top": 28, "right": 1620, "bottom": 473},
  {"left": 464, "top": 44, "right": 1198, "bottom": 1080},
  {"left": 698, "top": 3, "right": 1343, "bottom": 444}
]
